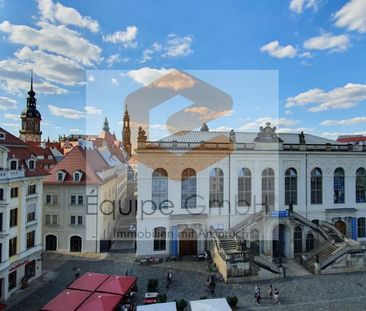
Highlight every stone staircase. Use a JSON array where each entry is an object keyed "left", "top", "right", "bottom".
[{"left": 302, "top": 243, "right": 340, "bottom": 273}]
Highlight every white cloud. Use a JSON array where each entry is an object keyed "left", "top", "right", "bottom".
[
  {"left": 334, "top": 0, "right": 366, "bottom": 33},
  {"left": 184, "top": 106, "right": 234, "bottom": 122},
  {"left": 289, "top": 0, "right": 320, "bottom": 14},
  {"left": 140, "top": 43, "right": 162, "bottom": 63},
  {"left": 0, "top": 96, "right": 17, "bottom": 110},
  {"left": 286, "top": 83, "right": 366, "bottom": 112},
  {"left": 37, "top": 0, "right": 99, "bottom": 32},
  {"left": 4, "top": 113, "right": 19, "bottom": 121},
  {"left": 103, "top": 26, "right": 138, "bottom": 48},
  {"left": 14, "top": 46, "right": 84, "bottom": 86},
  {"left": 1, "top": 122, "right": 19, "bottom": 128},
  {"left": 303, "top": 33, "right": 350, "bottom": 52},
  {"left": 126, "top": 67, "right": 173, "bottom": 85},
  {"left": 48, "top": 104, "right": 101, "bottom": 119},
  {"left": 0, "top": 59, "right": 67, "bottom": 94},
  {"left": 162, "top": 34, "right": 193, "bottom": 58},
  {"left": 260, "top": 40, "right": 297, "bottom": 58},
  {"left": 240, "top": 117, "right": 299, "bottom": 131},
  {"left": 321, "top": 117, "right": 366, "bottom": 126},
  {"left": 106, "top": 54, "right": 129, "bottom": 67},
  {"left": 69, "top": 128, "right": 81, "bottom": 133},
  {"left": 0, "top": 21, "right": 101, "bottom": 66},
  {"left": 111, "top": 78, "right": 119, "bottom": 85},
  {"left": 87, "top": 74, "right": 95, "bottom": 82}
]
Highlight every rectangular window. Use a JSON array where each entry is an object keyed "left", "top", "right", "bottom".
[
  {"left": 27, "top": 231, "right": 35, "bottom": 249},
  {"left": 46, "top": 194, "right": 51, "bottom": 204},
  {"left": 8, "top": 271, "right": 17, "bottom": 291},
  {"left": 27, "top": 203, "right": 36, "bottom": 222},
  {"left": 77, "top": 216, "right": 82, "bottom": 225},
  {"left": 0, "top": 213, "right": 3, "bottom": 232},
  {"left": 10, "top": 209, "right": 17, "bottom": 227},
  {"left": 10, "top": 161, "right": 17, "bottom": 170},
  {"left": 10, "top": 187, "right": 18, "bottom": 198},
  {"left": 71, "top": 195, "right": 76, "bottom": 205},
  {"left": 78, "top": 196, "right": 83, "bottom": 205},
  {"left": 25, "top": 260, "right": 36, "bottom": 278},
  {"left": 70, "top": 216, "right": 76, "bottom": 225},
  {"left": 153, "top": 227, "right": 166, "bottom": 251},
  {"left": 9, "top": 237, "right": 17, "bottom": 257},
  {"left": 45, "top": 215, "right": 50, "bottom": 225},
  {"left": 28, "top": 160, "right": 35, "bottom": 170},
  {"left": 0, "top": 188, "right": 3, "bottom": 201},
  {"left": 52, "top": 215, "right": 58, "bottom": 224},
  {"left": 27, "top": 185, "right": 36, "bottom": 195},
  {"left": 52, "top": 195, "right": 58, "bottom": 204}
]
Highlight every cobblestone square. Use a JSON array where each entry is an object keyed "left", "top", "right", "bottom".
[{"left": 7, "top": 252, "right": 366, "bottom": 311}]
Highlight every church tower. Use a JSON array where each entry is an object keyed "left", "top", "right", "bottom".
[
  {"left": 19, "top": 72, "right": 42, "bottom": 142},
  {"left": 122, "top": 104, "right": 132, "bottom": 157}
]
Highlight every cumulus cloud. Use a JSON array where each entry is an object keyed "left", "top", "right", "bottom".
[
  {"left": 289, "top": 0, "right": 320, "bottom": 14},
  {"left": 0, "top": 21, "right": 101, "bottom": 66},
  {"left": 0, "top": 96, "right": 17, "bottom": 110},
  {"left": 0, "top": 59, "right": 67, "bottom": 94},
  {"left": 4, "top": 113, "right": 19, "bottom": 121},
  {"left": 48, "top": 105, "right": 101, "bottom": 119},
  {"left": 321, "top": 117, "right": 366, "bottom": 126},
  {"left": 304, "top": 33, "right": 350, "bottom": 52},
  {"left": 260, "top": 40, "right": 297, "bottom": 58},
  {"left": 103, "top": 26, "right": 138, "bottom": 48},
  {"left": 140, "top": 42, "right": 162, "bottom": 63},
  {"left": 14, "top": 46, "right": 84, "bottom": 86},
  {"left": 126, "top": 67, "right": 173, "bottom": 85},
  {"left": 334, "top": 0, "right": 366, "bottom": 33},
  {"left": 37, "top": 0, "right": 99, "bottom": 32},
  {"left": 184, "top": 106, "right": 234, "bottom": 122},
  {"left": 240, "top": 117, "right": 299, "bottom": 131},
  {"left": 286, "top": 83, "right": 366, "bottom": 112},
  {"left": 162, "top": 34, "right": 193, "bottom": 58}
]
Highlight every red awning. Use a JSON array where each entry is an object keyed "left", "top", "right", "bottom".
[
  {"left": 96, "top": 275, "right": 137, "bottom": 296},
  {"left": 41, "top": 289, "right": 91, "bottom": 311},
  {"left": 68, "top": 272, "right": 109, "bottom": 292},
  {"left": 76, "top": 293, "right": 122, "bottom": 311}
]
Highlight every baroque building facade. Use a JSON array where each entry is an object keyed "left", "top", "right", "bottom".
[{"left": 134, "top": 123, "right": 366, "bottom": 264}]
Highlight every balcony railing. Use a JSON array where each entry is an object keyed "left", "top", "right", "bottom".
[{"left": 0, "top": 169, "right": 25, "bottom": 180}]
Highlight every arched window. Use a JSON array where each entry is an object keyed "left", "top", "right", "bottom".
[
  {"left": 311, "top": 168, "right": 322, "bottom": 204},
  {"left": 358, "top": 218, "right": 366, "bottom": 238},
  {"left": 262, "top": 168, "right": 275, "bottom": 207},
  {"left": 294, "top": 226, "right": 302, "bottom": 254},
  {"left": 285, "top": 168, "right": 297, "bottom": 205},
  {"left": 181, "top": 168, "right": 197, "bottom": 209},
  {"left": 209, "top": 168, "right": 224, "bottom": 208},
  {"left": 238, "top": 168, "right": 251, "bottom": 207},
  {"left": 334, "top": 168, "right": 345, "bottom": 204},
  {"left": 153, "top": 227, "right": 166, "bottom": 251},
  {"left": 152, "top": 168, "right": 168, "bottom": 209},
  {"left": 356, "top": 168, "right": 366, "bottom": 203},
  {"left": 306, "top": 233, "right": 314, "bottom": 251}
]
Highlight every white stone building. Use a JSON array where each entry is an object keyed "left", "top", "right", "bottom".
[
  {"left": 0, "top": 127, "right": 46, "bottom": 301},
  {"left": 135, "top": 123, "right": 366, "bottom": 262}
]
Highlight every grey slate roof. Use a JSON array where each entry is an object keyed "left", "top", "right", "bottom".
[{"left": 159, "top": 130, "right": 341, "bottom": 145}]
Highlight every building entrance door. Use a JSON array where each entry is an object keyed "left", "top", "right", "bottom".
[{"left": 179, "top": 228, "right": 197, "bottom": 257}]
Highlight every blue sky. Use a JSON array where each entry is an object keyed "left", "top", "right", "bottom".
[{"left": 0, "top": 0, "right": 366, "bottom": 141}]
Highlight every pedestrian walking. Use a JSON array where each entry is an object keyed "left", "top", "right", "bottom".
[
  {"left": 73, "top": 267, "right": 80, "bottom": 278},
  {"left": 255, "top": 284, "right": 259, "bottom": 295},
  {"left": 210, "top": 274, "right": 216, "bottom": 294},
  {"left": 166, "top": 269, "right": 173, "bottom": 288},
  {"left": 255, "top": 288, "right": 261, "bottom": 304},
  {"left": 268, "top": 284, "right": 273, "bottom": 299},
  {"left": 273, "top": 288, "right": 280, "bottom": 304}
]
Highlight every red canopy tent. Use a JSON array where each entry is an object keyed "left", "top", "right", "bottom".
[
  {"left": 76, "top": 293, "right": 122, "bottom": 311},
  {"left": 68, "top": 272, "right": 109, "bottom": 292},
  {"left": 41, "top": 289, "right": 91, "bottom": 311},
  {"left": 96, "top": 275, "right": 137, "bottom": 296}
]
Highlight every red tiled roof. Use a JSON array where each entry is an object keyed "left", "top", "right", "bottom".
[
  {"left": 337, "top": 136, "right": 366, "bottom": 143},
  {"left": 45, "top": 146, "right": 111, "bottom": 185},
  {"left": 0, "top": 127, "right": 27, "bottom": 146}
]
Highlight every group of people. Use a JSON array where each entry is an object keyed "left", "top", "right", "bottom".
[{"left": 255, "top": 284, "right": 280, "bottom": 304}]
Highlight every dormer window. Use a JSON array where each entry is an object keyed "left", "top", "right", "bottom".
[
  {"left": 10, "top": 160, "right": 17, "bottom": 170},
  {"left": 0, "top": 132, "right": 5, "bottom": 140},
  {"left": 73, "top": 171, "right": 83, "bottom": 182},
  {"left": 28, "top": 160, "right": 35, "bottom": 170},
  {"left": 57, "top": 171, "right": 66, "bottom": 182}
]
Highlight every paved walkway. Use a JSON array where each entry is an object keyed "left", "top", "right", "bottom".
[{"left": 6, "top": 251, "right": 366, "bottom": 310}]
